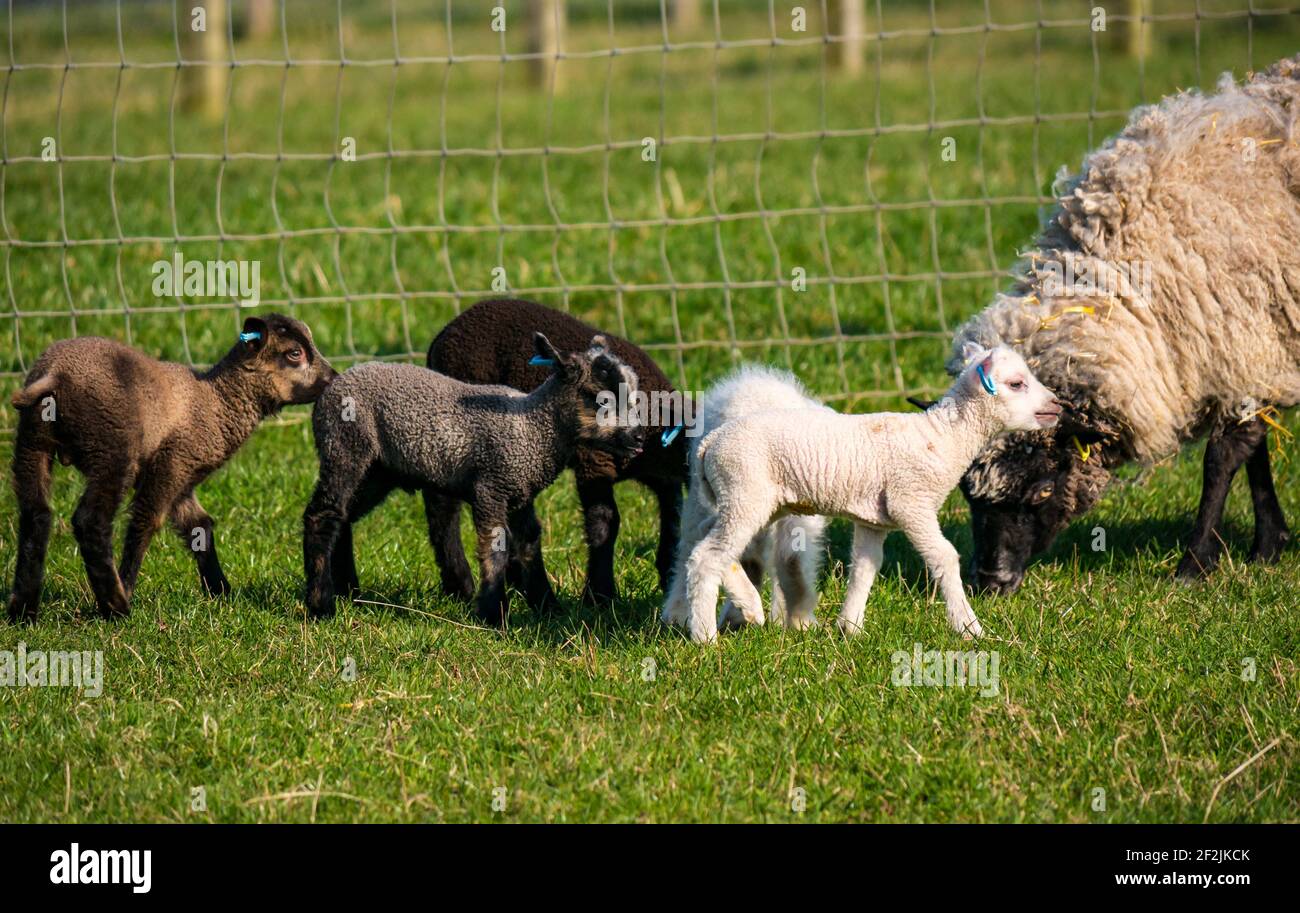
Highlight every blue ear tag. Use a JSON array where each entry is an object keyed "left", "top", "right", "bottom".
[
  {"left": 239, "top": 331, "right": 261, "bottom": 343},
  {"left": 976, "top": 363, "right": 997, "bottom": 396},
  {"left": 661, "top": 423, "right": 684, "bottom": 447},
  {"left": 529, "top": 355, "right": 556, "bottom": 367}
]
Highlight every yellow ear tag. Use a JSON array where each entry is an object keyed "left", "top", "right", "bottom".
[{"left": 1072, "top": 436, "right": 1091, "bottom": 463}]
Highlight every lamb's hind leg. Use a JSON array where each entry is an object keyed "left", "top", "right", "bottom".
[
  {"left": 170, "top": 491, "right": 230, "bottom": 597},
  {"left": 1245, "top": 433, "right": 1290, "bottom": 564},
  {"left": 331, "top": 472, "right": 397, "bottom": 602},
  {"left": 8, "top": 440, "right": 54, "bottom": 623},
  {"left": 774, "top": 515, "right": 825, "bottom": 630},
  {"left": 836, "top": 523, "right": 885, "bottom": 635},
  {"left": 72, "top": 473, "right": 130, "bottom": 619},
  {"left": 507, "top": 501, "right": 557, "bottom": 613},
  {"left": 719, "top": 532, "right": 770, "bottom": 630},
  {"left": 897, "top": 512, "right": 983, "bottom": 639}
]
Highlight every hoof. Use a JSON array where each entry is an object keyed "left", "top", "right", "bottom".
[
  {"left": 660, "top": 600, "right": 689, "bottom": 628},
  {"left": 688, "top": 620, "right": 718, "bottom": 644},
  {"left": 439, "top": 577, "right": 475, "bottom": 601},
  {"left": 1249, "top": 530, "right": 1290, "bottom": 565},
  {"left": 97, "top": 589, "right": 131, "bottom": 621},
  {"left": 528, "top": 590, "right": 560, "bottom": 615},
  {"left": 581, "top": 570, "right": 618, "bottom": 608},
  {"left": 581, "top": 588, "right": 617, "bottom": 609},
  {"left": 835, "top": 616, "right": 863, "bottom": 636},
  {"left": 718, "top": 601, "right": 746, "bottom": 632},
  {"left": 202, "top": 575, "right": 233, "bottom": 598},
  {"left": 784, "top": 613, "right": 818, "bottom": 631},
  {"left": 6, "top": 596, "right": 38, "bottom": 624},
  {"left": 1175, "top": 548, "right": 1218, "bottom": 582}
]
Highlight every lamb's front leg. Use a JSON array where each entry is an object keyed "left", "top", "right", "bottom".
[
  {"left": 661, "top": 490, "right": 714, "bottom": 628},
  {"left": 898, "top": 512, "right": 983, "bottom": 639},
  {"left": 471, "top": 500, "right": 512, "bottom": 627},
  {"left": 647, "top": 476, "right": 683, "bottom": 594},
  {"left": 836, "top": 524, "right": 885, "bottom": 635},
  {"left": 684, "top": 513, "right": 766, "bottom": 644},
  {"left": 507, "top": 501, "right": 557, "bottom": 613},
  {"left": 576, "top": 478, "right": 620, "bottom": 606}
]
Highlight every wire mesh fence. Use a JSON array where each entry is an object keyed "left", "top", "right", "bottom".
[{"left": 3, "top": 0, "right": 1298, "bottom": 432}]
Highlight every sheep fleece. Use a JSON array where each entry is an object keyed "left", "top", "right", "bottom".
[
  {"left": 314, "top": 363, "right": 552, "bottom": 501},
  {"left": 953, "top": 56, "right": 1300, "bottom": 497}
]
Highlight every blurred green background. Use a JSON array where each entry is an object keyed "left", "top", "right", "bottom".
[{"left": 3, "top": 0, "right": 1298, "bottom": 427}]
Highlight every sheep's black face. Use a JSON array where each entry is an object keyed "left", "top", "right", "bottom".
[
  {"left": 535, "top": 332, "right": 647, "bottom": 460},
  {"left": 961, "top": 430, "right": 1113, "bottom": 594},
  {"left": 242, "top": 314, "right": 337, "bottom": 407}
]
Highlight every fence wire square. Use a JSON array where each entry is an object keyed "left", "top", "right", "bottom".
[{"left": 2, "top": 0, "right": 1296, "bottom": 431}]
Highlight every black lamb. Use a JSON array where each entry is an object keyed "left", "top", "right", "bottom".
[{"left": 426, "top": 298, "right": 688, "bottom": 605}]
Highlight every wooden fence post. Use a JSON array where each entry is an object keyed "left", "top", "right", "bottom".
[
  {"left": 832, "top": 0, "right": 865, "bottom": 76},
  {"left": 528, "top": 0, "right": 566, "bottom": 90},
  {"left": 181, "top": 0, "right": 229, "bottom": 121}
]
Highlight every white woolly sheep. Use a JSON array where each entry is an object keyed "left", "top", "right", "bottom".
[
  {"left": 666, "top": 345, "right": 1061, "bottom": 644},
  {"left": 949, "top": 54, "right": 1300, "bottom": 592},
  {"left": 661, "top": 365, "right": 829, "bottom": 632}
]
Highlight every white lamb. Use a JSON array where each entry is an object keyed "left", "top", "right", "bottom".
[
  {"left": 669, "top": 344, "right": 1061, "bottom": 644},
  {"left": 661, "top": 365, "right": 830, "bottom": 632}
]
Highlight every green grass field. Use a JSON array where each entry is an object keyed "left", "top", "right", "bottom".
[{"left": 0, "top": 1, "right": 1297, "bottom": 822}]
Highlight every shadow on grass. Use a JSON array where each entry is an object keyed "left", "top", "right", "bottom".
[
  {"left": 271, "top": 572, "right": 669, "bottom": 647},
  {"left": 819, "top": 511, "right": 1269, "bottom": 595}
]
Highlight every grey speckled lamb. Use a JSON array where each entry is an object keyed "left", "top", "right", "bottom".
[{"left": 303, "top": 333, "right": 646, "bottom": 625}]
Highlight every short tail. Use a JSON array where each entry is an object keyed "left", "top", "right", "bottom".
[
  {"left": 691, "top": 432, "right": 720, "bottom": 511},
  {"left": 11, "top": 374, "right": 55, "bottom": 409}
]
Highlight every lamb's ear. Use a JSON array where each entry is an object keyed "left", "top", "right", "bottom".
[
  {"left": 906, "top": 396, "right": 937, "bottom": 410},
  {"left": 531, "top": 332, "right": 565, "bottom": 372},
  {"left": 240, "top": 316, "right": 269, "bottom": 353},
  {"left": 960, "top": 339, "right": 989, "bottom": 367}
]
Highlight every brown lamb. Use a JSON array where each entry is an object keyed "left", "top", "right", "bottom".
[{"left": 7, "top": 314, "right": 335, "bottom": 622}]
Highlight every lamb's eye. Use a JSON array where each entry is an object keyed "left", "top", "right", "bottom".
[
  {"left": 1034, "top": 483, "right": 1054, "bottom": 500},
  {"left": 1009, "top": 380, "right": 1026, "bottom": 391},
  {"left": 286, "top": 348, "right": 304, "bottom": 364}
]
